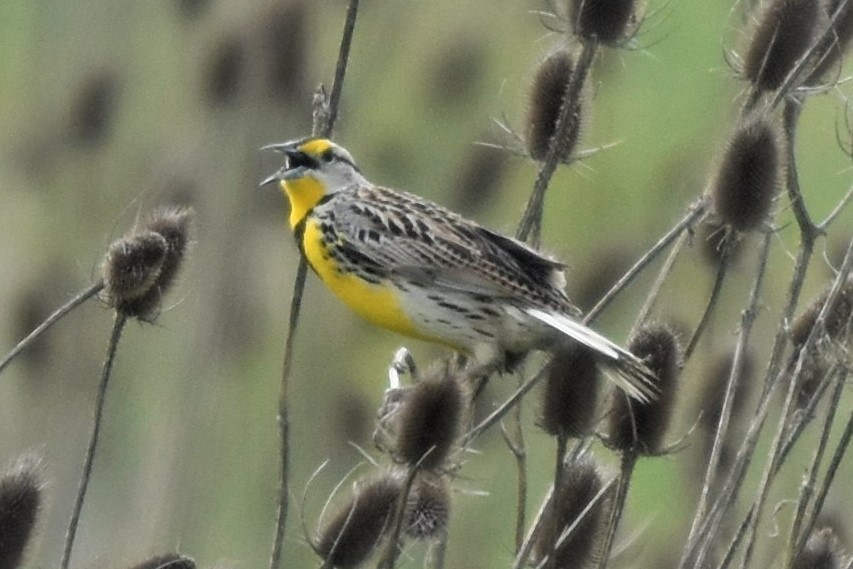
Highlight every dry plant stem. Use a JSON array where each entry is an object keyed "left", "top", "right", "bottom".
[
  {"left": 376, "top": 466, "right": 420, "bottom": 569},
  {"left": 544, "top": 477, "right": 617, "bottom": 569},
  {"left": 782, "top": 100, "right": 819, "bottom": 239},
  {"left": 321, "top": 0, "right": 359, "bottom": 138},
  {"left": 510, "top": 379, "right": 528, "bottom": 552},
  {"left": 544, "top": 435, "right": 569, "bottom": 569},
  {"left": 428, "top": 530, "right": 449, "bottom": 569},
  {"left": 513, "top": 441, "right": 587, "bottom": 569},
  {"left": 741, "top": 168, "right": 853, "bottom": 567},
  {"left": 738, "top": 243, "right": 853, "bottom": 569},
  {"left": 787, "top": 370, "right": 847, "bottom": 566},
  {"left": 684, "top": 240, "right": 732, "bottom": 359},
  {"left": 269, "top": 3, "right": 359, "bottom": 568},
  {"left": 585, "top": 198, "right": 707, "bottom": 324},
  {"left": 517, "top": 42, "right": 598, "bottom": 246},
  {"left": 632, "top": 231, "right": 688, "bottom": 330},
  {"left": 60, "top": 312, "right": 127, "bottom": 569},
  {"left": 681, "top": 231, "right": 772, "bottom": 569},
  {"left": 595, "top": 451, "right": 638, "bottom": 569},
  {"left": 269, "top": 258, "right": 307, "bottom": 569},
  {"left": 800, "top": 408, "right": 853, "bottom": 545},
  {"left": 0, "top": 280, "right": 104, "bottom": 376},
  {"left": 768, "top": 0, "right": 853, "bottom": 110},
  {"left": 464, "top": 363, "right": 550, "bottom": 445},
  {"left": 716, "top": 366, "right": 839, "bottom": 569}
]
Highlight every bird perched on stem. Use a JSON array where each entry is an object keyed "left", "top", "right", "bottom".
[{"left": 262, "top": 137, "right": 656, "bottom": 401}]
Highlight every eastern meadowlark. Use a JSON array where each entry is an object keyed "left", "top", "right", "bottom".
[{"left": 262, "top": 137, "right": 657, "bottom": 401}]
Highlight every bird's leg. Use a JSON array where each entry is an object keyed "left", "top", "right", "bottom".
[{"left": 373, "top": 347, "right": 418, "bottom": 453}]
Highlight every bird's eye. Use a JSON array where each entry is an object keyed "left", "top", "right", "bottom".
[{"left": 321, "top": 150, "right": 334, "bottom": 163}]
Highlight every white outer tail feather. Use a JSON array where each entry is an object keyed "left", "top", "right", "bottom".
[{"left": 524, "top": 308, "right": 658, "bottom": 403}]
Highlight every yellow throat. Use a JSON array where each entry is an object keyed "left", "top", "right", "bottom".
[{"left": 280, "top": 176, "right": 326, "bottom": 230}]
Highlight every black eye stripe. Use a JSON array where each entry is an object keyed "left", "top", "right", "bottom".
[{"left": 288, "top": 152, "right": 320, "bottom": 170}]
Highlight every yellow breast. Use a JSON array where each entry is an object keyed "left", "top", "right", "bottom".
[{"left": 301, "top": 219, "right": 429, "bottom": 340}]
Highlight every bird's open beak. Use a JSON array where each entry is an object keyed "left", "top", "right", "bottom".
[{"left": 259, "top": 141, "right": 307, "bottom": 187}]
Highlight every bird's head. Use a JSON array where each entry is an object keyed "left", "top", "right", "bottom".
[{"left": 261, "top": 137, "right": 365, "bottom": 228}]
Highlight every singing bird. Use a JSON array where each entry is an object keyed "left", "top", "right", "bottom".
[{"left": 262, "top": 137, "right": 656, "bottom": 401}]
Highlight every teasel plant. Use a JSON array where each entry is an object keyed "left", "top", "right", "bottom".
[
  {"left": 0, "top": 206, "right": 194, "bottom": 569},
  {"left": 3, "top": 0, "right": 853, "bottom": 567}
]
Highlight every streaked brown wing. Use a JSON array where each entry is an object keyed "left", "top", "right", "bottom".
[{"left": 318, "top": 185, "right": 571, "bottom": 307}]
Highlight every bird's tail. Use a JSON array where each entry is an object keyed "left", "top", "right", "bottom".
[{"left": 524, "top": 307, "right": 658, "bottom": 402}]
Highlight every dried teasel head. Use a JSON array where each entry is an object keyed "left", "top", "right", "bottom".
[
  {"left": 540, "top": 344, "right": 600, "bottom": 439},
  {"left": 395, "top": 371, "right": 466, "bottom": 470},
  {"left": 791, "top": 526, "right": 848, "bottom": 569},
  {"left": 0, "top": 453, "right": 44, "bottom": 569},
  {"left": 102, "top": 207, "right": 194, "bottom": 321},
  {"left": 807, "top": 0, "right": 853, "bottom": 85},
  {"left": 404, "top": 475, "right": 451, "bottom": 540},
  {"left": 608, "top": 324, "right": 682, "bottom": 454},
  {"left": 741, "top": 0, "right": 823, "bottom": 92},
  {"left": 526, "top": 49, "right": 585, "bottom": 162},
  {"left": 316, "top": 472, "right": 402, "bottom": 568},
  {"left": 565, "top": 0, "right": 639, "bottom": 45},
  {"left": 532, "top": 456, "right": 608, "bottom": 567},
  {"left": 790, "top": 275, "right": 853, "bottom": 347},
  {"left": 710, "top": 114, "right": 783, "bottom": 232}
]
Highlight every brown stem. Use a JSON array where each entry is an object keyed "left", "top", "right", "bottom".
[
  {"left": 595, "top": 451, "right": 637, "bottom": 569},
  {"left": 517, "top": 42, "right": 598, "bottom": 246},
  {"left": 60, "top": 312, "right": 127, "bottom": 569},
  {"left": 269, "top": 3, "right": 360, "bottom": 568},
  {"left": 0, "top": 281, "right": 104, "bottom": 377}
]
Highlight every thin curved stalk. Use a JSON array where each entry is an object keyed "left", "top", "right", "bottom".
[
  {"left": 684, "top": 240, "right": 732, "bottom": 360},
  {"left": 585, "top": 198, "right": 707, "bottom": 325},
  {"left": 680, "top": 231, "right": 772, "bottom": 569},
  {"left": 269, "top": 2, "right": 360, "bottom": 568},
  {"left": 595, "top": 451, "right": 637, "bottom": 569},
  {"left": 60, "top": 312, "right": 127, "bottom": 569},
  {"left": 0, "top": 281, "right": 104, "bottom": 377}
]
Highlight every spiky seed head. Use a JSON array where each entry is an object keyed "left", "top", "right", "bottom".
[
  {"left": 0, "top": 454, "right": 44, "bottom": 569},
  {"left": 526, "top": 50, "right": 584, "bottom": 162},
  {"left": 541, "top": 344, "right": 600, "bottom": 439},
  {"left": 203, "top": 34, "right": 245, "bottom": 107},
  {"left": 742, "top": 0, "right": 822, "bottom": 92},
  {"left": 566, "top": 0, "right": 638, "bottom": 44},
  {"left": 808, "top": 0, "right": 853, "bottom": 84},
  {"left": 127, "top": 554, "right": 197, "bottom": 569},
  {"left": 68, "top": 71, "right": 119, "bottom": 147},
  {"left": 405, "top": 476, "right": 451, "bottom": 540},
  {"left": 532, "top": 456, "right": 607, "bottom": 567},
  {"left": 710, "top": 115, "right": 782, "bottom": 232},
  {"left": 316, "top": 472, "right": 402, "bottom": 568},
  {"left": 102, "top": 231, "right": 168, "bottom": 304},
  {"left": 608, "top": 324, "right": 681, "bottom": 454},
  {"left": 790, "top": 275, "right": 853, "bottom": 346},
  {"left": 103, "top": 207, "right": 194, "bottom": 321},
  {"left": 395, "top": 372, "right": 465, "bottom": 470},
  {"left": 792, "top": 527, "right": 847, "bottom": 569}
]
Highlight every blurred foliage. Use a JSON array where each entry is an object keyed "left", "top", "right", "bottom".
[{"left": 0, "top": 0, "right": 850, "bottom": 568}]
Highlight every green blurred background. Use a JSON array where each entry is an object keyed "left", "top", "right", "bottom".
[{"left": 0, "top": 0, "right": 850, "bottom": 567}]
